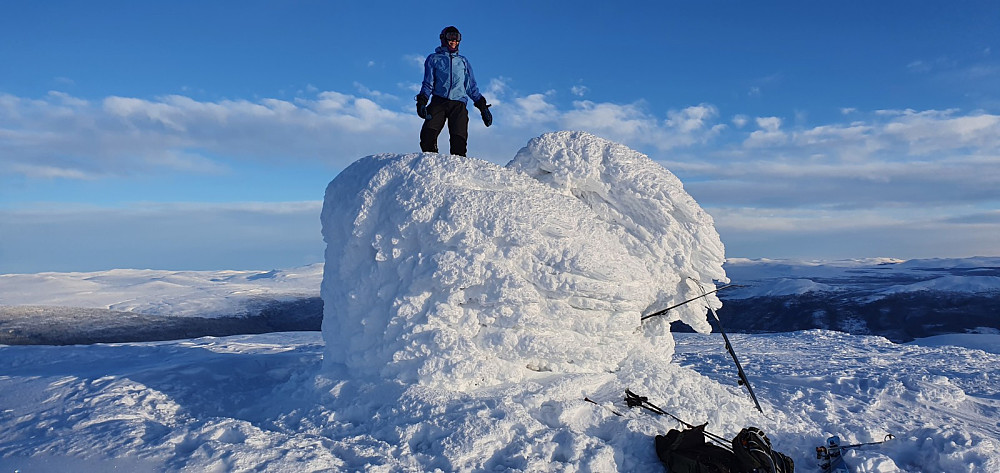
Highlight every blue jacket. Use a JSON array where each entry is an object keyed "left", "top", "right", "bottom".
[{"left": 420, "top": 46, "right": 484, "bottom": 104}]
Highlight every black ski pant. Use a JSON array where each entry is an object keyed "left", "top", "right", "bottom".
[{"left": 420, "top": 97, "right": 469, "bottom": 157}]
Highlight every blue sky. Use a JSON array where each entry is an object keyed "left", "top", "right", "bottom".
[{"left": 2, "top": 0, "right": 999, "bottom": 273}]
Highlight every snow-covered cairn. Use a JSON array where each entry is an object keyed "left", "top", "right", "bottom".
[{"left": 320, "top": 131, "right": 726, "bottom": 389}]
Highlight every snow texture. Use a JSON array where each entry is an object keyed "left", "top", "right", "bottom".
[
  {"left": 319, "top": 131, "right": 726, "bottom": 389},
  {"left": 3, "top": 330, "right": 998, "bottom": 472}
]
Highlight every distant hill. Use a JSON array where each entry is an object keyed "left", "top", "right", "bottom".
[{"left": 694, "top": 257, "right": 1000, "bottom": 342}]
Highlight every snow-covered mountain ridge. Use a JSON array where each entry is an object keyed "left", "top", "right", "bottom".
[
  {"left": 1, "top": 265, "right": 324, "bottom": 344},
  {"left": 715, "top": 257, "right": 1000, "bottom": 342},
  {"left": 4, "top": 257, "right": 998, "bottom": 345},
  {"left": 724, "top": 257, "right": 1000, "bottom": 299}
]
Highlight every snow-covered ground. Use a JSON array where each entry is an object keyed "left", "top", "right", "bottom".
[
  {"left": 0, "top": 265, "right": 324, "bottom": 344},
  {"left": 3, "top": 132, "right": 998, "bottom": 472},
  {"left": 1, "top": 330, "right": 997, "bottom": 472}
]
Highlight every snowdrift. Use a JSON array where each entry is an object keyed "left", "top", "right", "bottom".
[{"left": 320, "top": 132, "right": 726, "bottom": 389}]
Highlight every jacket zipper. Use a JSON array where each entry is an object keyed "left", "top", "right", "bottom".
[{"left": 448, "top": 53, "right": 455, "bottom": 98}]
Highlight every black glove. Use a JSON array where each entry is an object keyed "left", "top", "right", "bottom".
[
  {"left": 474, "top": 97, "right": 492, "bottom": 127},
  {"left": 415, "top": 94, "right": 428, "bottom": 119}
]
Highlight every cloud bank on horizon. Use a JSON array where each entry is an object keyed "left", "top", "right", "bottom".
[{"left": 3, "top": 85, "right": 998, "bottom": 272}]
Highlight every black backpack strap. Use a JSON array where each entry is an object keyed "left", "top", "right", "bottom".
[{"left": 656, "top": 426, "right": 738, "bottom": 473}]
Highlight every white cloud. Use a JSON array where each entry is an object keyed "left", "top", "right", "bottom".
[
  {"left": 4, "top": 85, "right": 1000, "bottom": 264},
  {"left": 905, "top": 56, "right": 960, "bottom": 75},
  {"left": 881, "top": 110, "right": 1000, "bottom": 154},
  {"left": 757, "top": 116, "right": 782, "bottom": 131},
  {"left": 0, "top": 89, "right": 417, "bottom": 180},
  {"left": 711, "top": 204, "right": 1000, "bottom": 260},
  {"left": 508, "top": 93, "right": 560, "bottom": 127},
  {"left": 47, "top": 90, "right": 88, "bottom": 107},
  {"left": 10, "top": 163, "right": 95, "bottom": 180},
  {"left": 666, "top": 105, "right": 717, "bottom": 133},
  {"left": 907, "top": 60, "right": 930, "bottom": 73},
  {"left": 493, "top": 95, "right": 723, "bottom": 152},
  {"left": 353, "top": 83, "right": 397, "bottom": 101},
  {"left": 570, "top": 85, "right": 588, "bottom": 97},
  {"left": 405, "top": 54, "right": 425, "bottom": 70},
  {"left": 744, "top": 116, "right": 787, "bottom": 147},
  {"left": 483, "top": 77, "right": 511, "bottom": 104},
  {"left": 3, "top": 89, "right": 999, "bottom": 245},
  {"left": 658, "top": 107, "right": 1000, "bottom": 246},
  {"left": 562, "top": 100, "right": 655, "bottom": 140}
]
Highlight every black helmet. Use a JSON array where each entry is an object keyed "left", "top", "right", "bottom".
[{"left": 440, "top": 26, "right": 461, "bottom": 47}]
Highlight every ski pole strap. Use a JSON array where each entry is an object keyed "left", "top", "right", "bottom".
[{"left": 625, "top": 389, "right": 676, "bottom": 420}]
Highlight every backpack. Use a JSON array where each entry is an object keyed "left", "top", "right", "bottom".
[
  {"left": 654, "top": 424, "right": 738, "bottom": 473},
  {"left": 731, "top": 427, "right": 795, "bottom": 473}
]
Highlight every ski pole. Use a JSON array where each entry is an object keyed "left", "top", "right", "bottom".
[
  {"left": 834, "top": 434, "right": 895, "bottom": 451},
  {"left": 625, "top": 389, "right": 695, "bottom": 428},
  {"left": 689, "top": 277, "right": 764, "bottom": 414},
  {"left": 624, "top": 389, "right": 733, "bottom": 450},
  {"left": 640, "top": 284, "right": 744, "bottom": 321},
  {"left": 584, "top": 396, "right": 623, "bottom": 417}
]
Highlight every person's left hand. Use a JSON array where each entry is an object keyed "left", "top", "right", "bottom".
[
  {"left": 474, "top": 97, "right": 492, "bottom": 127},
  {"left": 415, "top": 94, "right": 429, "bottom": 119}
]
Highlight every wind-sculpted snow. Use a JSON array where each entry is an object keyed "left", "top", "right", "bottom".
[
  {"left": 320, "top": 132, "right": 726, "bottom": 389},
  {"left": 509, "top": 132, "right": 727, "bottom": 327}
]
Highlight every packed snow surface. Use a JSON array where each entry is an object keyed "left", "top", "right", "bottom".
[
  {"left": 320, "top": 132, "right": 726, "bottom": 389},
  {"left": 2, "top": 330, "right": 998, "bottom": 472}
]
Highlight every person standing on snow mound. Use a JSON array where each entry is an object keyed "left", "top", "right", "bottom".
[{"left": 415, "top": 26, "right": 492, "bottom": 157}]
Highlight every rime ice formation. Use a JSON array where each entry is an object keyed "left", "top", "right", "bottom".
[{"left": 320, "top": 132, "right": 726, "bottom": 389}]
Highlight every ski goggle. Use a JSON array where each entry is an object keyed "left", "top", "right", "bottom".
[{"left": 443, "top": 32, "right": 461, "bottom": 43}]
